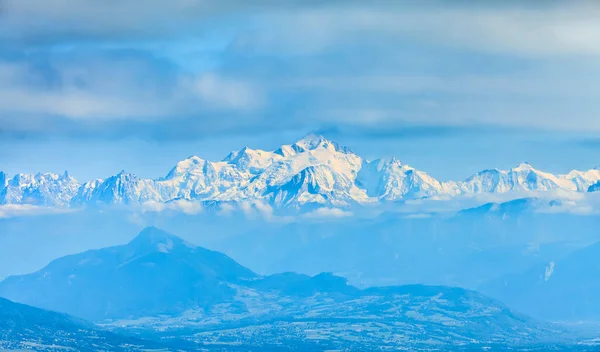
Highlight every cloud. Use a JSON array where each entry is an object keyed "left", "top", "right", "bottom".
[
  {"left": 4, "top": 1, "right": 600, "bottom": 58},
  {"left": 0, "top": 52, "right": 177, "bottom": 120},
  {"left": 138, "top": 199, "right": 204, "bottom": 215},
  {"left": 0, "top": 0, "right": 235, "bottom": 44},
  {"left": 0, "top": 0, "right": 342, "bottom": 45},
  {"left": 234, "top": 3, "right": 600, "bottom": 58},
  {"left": 0, "top": 50, "right": 267, "bottom": 139},
  {"left": 194, "top": 73, "right": 263, "bottom": 110},
  {"left": 2, "top": 2, "right": 600, "bottom": 141},
  {"left": 303, "top": 208, "right": 353, "bottom": 219},
  {"left": 0, "top": 204, "right": 75, "bottom": 218},
  {"left": 239, "top": 200, "right": 278, "bottom": 221}
]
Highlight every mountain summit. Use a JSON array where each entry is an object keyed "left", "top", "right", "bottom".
[
  {"left": 1, "top": 135, "right": 599, "bottom": 209},
  {"left": 0, "top": 227, "right": 555, "bottom": 349},
  {"left": 0, "top": 227, "right": 257, "bottom": 320}
]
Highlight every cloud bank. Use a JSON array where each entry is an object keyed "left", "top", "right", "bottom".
[{"left": 1, "top": 1, "right": 599, "bottom": 140}]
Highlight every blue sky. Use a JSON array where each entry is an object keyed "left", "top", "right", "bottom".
[{"left": 1, "top": 1, "right": 600, "bottom": 181}]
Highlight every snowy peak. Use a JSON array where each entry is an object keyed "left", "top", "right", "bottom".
[
  {"left": 4, "top": 136, "right": 600, "bottom": 211},
  {"left": 273, "top": 134, "right": 354, "bottom": 157},
  {"left": 282, "top": 165, "right": 338, "bottom": 195},
  {"left": 460, "top": 162, "right": 586, "bottom": 194},
  {"left": 513, "top": 162, "right": 534, "bottom": 172},
  {"left": 357, "top": 158, "right": 456, "bottom": 200},
  {"left": 223, "top": 147, "right": 282, "bottom": 173},
  {"left": 568, "top": 169, "right": 600, "bottom": 191},
  {"left": 0, "top": 171, "right": 79, "bottom": 206},
  {"left": 165, "top": 156, "right": 208, "bottom": 179},
  {"left": 293, "top": 134, "right": 331, "bottom": 152},
  {"left": 73, "top": 170, "right": 160, "bottom": 206},
  {"left": 267, "top": 164, "right": 365, "bottom": 208}
]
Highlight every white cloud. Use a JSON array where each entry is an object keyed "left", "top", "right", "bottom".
[
  {"left": 7, "top": 1, "right": 599, "bottom": 59},
  {"left": 2, "top": 1, "right": 600, "bottom": 137},
  {"left": 240, "top": 3, "right": 600, "bottom": 57},
  {"left": 194, "top": 73, "right": 263, "bottom": 110},
  {"left": 138, "top": 200, "right": 204, "bottom": 215},
  {"left": 0, "top": 58, "right": 183, "bottom": 120},
  {"left": 0, "top": 204, "right": 76, "bottom": 218},
  {"left": 303, "top": 207, "right": 353, "bottom": 219},
  {"left": 1, "top": 0, "right": 234, "bottom": 43},
  {"left": 0, "top": 0, "right": 322, "bottom": 44},
  {"left": 239, "top": 200, "right": 277, "bottom": 221},
  {"left": 0, "top": 57, "right": 264, "bottom": 124}
]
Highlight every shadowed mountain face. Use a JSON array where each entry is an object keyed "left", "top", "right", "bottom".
[
  {"left": 0, "top": 227, "right": 564, "bottom": 349},
  {"left": 481, "top": 240, "right": 600, "bottom": 321},
  {"left": 0, "top": 227, "right": 257, "bottom": 320},
  {"left": 0, "top": 297, "right": 164, "bottom": 351}
]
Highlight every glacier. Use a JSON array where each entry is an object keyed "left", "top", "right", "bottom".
[{"left": 1, "top": 135, "right": 600, "bottom": 210}]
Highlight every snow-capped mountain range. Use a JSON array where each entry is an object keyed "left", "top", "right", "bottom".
[{"left": 1, "top": 135, "right": 600, "bottom": 209}]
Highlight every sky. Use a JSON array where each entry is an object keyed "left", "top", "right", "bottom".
[{"left": 1, "top": 1, "right": 600, "bottom": 181}]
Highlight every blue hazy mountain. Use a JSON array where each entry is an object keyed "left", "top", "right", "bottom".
[
  {"left": 0, "top": 226, "right": 257, "bottom": 320},
  {"left": 212, "top": 211, "right": 584, "bottom": 290},
  {"left": 458, "top": 197, "right": 540, "bottom": 217},
  {"left": 0, "top": 297, "right": 165, "bottom": 351},
  {"left": 456, "top": 197, "right": 569, "bottom": 218},
  {"left": 480, "top": 240, "right": 600, "bottom": 321},
  {"left": 0, "top": 227, "right": 562, "bottom": 349}
]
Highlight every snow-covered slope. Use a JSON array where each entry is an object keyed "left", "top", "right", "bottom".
[
  {"left": 589, "top": 181, "right": 600, "bottom": 193},
  {"left": 71, "top": 171, "right": 160, "bottom": 205},
  {"left": 2, "top": 135, "right": 600, "bottom": 210},
  {"left": 357, "top": 157, "right": 461, "bottom": 200},
  {"left": 265, "top": 164, "right": 367, "bottom": 208},
  {"left": 460, "top": 163, "right": 599, "bottom": 194},
  {"left": 0, "top": 172, "right": 79, "bottom": 206}
]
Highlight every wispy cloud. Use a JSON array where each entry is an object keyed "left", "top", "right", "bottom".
[
  {"left": 0, "top": 204, "right": 76, "bottom": 218},
  {"left": 302, "top": 207, "right": 353, "bottom": 220},
  {"left": 1, "top": 1, "right": 600, "bottom": 141},
  {"left": 194, "top": 73, "right": 263, "bottom": 110},
  {"left": 0, "top": 49, "right": 268, "bottom": 141},
  {"left": 235, "top": 3, "right": 600, "bottom": 58}
]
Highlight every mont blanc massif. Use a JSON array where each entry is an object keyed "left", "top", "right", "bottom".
[
  {"left": 3, "top": 136, "right": 600, "bottom": 351},
  {"left": 1, "top": 135, "right": 599, "bottom": 211}
]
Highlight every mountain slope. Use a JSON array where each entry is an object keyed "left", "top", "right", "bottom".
[
  {"left": 0, "top": 227, "right": 560, "bottom": 349},
  {"left": 0, "top": 172, "right": 79, "bottom": 206},
  {"left": 480, "top": 240, "right": 600, "bottom": 321},
  {"left": 0, "top": 297, "right": 161, "bottom": 351},
  {"left": 161, "top": 281, "right": 556, "bottom": 350},
  {"left": 0, "top": 227, "right": 257, "bottom": 320},
  {"left": 459, "top": 163, "right": 592, "bottom": 194},
  {"left": 456, "top": 197, "right": 569, "bottom": 218},
  {"left": 71, "top": 171, "right": 160, "bottom": 205},
  {"left": 357, "top": 157, "right": 460, "bottom": 199},
  {"left": 3, "top": 135, "right": 600, "bottom": 210},
  {"left": 265, "top": 164, "right": 367, "bottom": 208}
]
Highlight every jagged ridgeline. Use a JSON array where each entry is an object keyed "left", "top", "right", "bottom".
[
  {"left": 1, "top": 135, "right": 599, "bottom": 209},
  {"left": 0, "top": 227, "right": 566, "bottom": 350}
]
